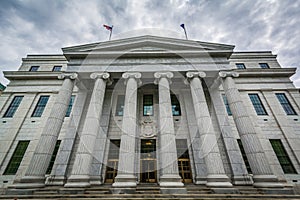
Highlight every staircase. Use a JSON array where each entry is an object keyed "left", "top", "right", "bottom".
[{"left": 1, "top": 184, "right": 300, "bottom": 199}]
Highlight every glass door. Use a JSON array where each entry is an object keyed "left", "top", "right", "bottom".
[{"left": 140, "top": 139, "right": 157, "bottom": 183}]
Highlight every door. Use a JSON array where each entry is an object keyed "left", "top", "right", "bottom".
[
  {"left": 176, "top": 139, "right": 193, "bottom": 183},
  {"left": 105, "top": 140, "right": 120, "bottom": 183},
  {"left": 140, "top": 139, "right": 157, "bottom": 183}
]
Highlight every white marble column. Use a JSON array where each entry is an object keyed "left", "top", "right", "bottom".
[
  {"left": 16, "top": 73, "right": 78, "bottom": 188},
  {"left": 154, "top": 72, "right": 184, "bottom": 188},
  {"left": 186, "top": 71, "right": 232, "bottom": 187},
  {"left": 220, "top": 71, "right": 282, "bottom": 188},
  {"left": 65, "top": 72, "right": 110, "bottom": 187},
  {"left": 112, "top": 72, "right": 141, "bottom": 188}
]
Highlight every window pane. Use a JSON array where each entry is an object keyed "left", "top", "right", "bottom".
[
  {"left": 29, "top": 66, "right": 39, "bottom": 71},
  {"left": 275, "top": 93, "right": 297, "bottom": 115},
  {"left": 270, "top": 139, "right": 297, "bottom": 174},
  {"left": 171, "top": 94, "right": 181, "bottom": 116},
  {"left": 236, "top": 63, "right": 246, "bottom": 69},
  {"left": 4, "top": 141, "right": 30, "bottom": 175},
  {"left": 222, "top": 94, "right": 232, "bottom": 116},
  {"left": 65, "top": 95, "right": 75, "bottom": 117},
  {"left": 237, "top": 139, "right": 252, "bottom": 174},
  {"left": 248, "top": 94, "right": 268, "bottom": 115},
  {"left": 143, "top": 95, "right": 153, "bottom": 116},
  {"left": 52, "top": 66, "right": 62, "bottom": 71},
  {"left": 259, "top": 63, "right": 270, "bottom": 69},
  {"left": 115, "top": 95, "right": 125, "bottom": 116},
  {"left": 32, "top": 96, "right": 49, "bottom": 117},
  {"left": 46, "top": 140, "right": 61, "bottom": 174},
  {"left": 3, "top": 96, "right": 24, "bottom": 118}
]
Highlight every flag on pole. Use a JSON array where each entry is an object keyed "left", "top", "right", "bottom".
[
  {"left": 180, "top": 23, "right": 188, "bottom": 40},
  {"left": 103, "top": 24, "right": 113, "bottom": 40}
]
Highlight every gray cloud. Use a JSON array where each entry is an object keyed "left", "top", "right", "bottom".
[{"left": 0, "top": 0, "right": 299, "bottom": 87}]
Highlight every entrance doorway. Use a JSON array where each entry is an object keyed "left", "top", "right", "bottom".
[
  {"left": 176, "top": 139, "right": 193, "bottom": 183},
  {"left": 105, "top": 140, "right": 120, "bottom": 183},
  {"left": 140, "top": 139, "right": 157, "bottom": 183}
]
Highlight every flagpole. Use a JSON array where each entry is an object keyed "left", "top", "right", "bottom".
[
  {"left": 180, "top": 24, "right": 188, "bottom": 40},
  {"left": 109, "top": 25, "right": 113, "bottom": 41}
]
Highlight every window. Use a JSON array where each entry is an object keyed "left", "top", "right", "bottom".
[
  {"left": 29, "top": 66, "right": 39, "bottom": 71},
  {"left": 275, "top": 93, "right": 297, "bottom": 115},
  {"left": 259, "top": 63, "right": 270, "bottom": 69},
  {"left": 248, "top": 94, "right": 268, "bottom": 115},
  {"left": 65, "top": 95, "right": 75, "bottom": 117},
  {"left": 3, "top": 96, "right": 23, "bottom": 118},
  {"left": 115, "top": 95, "right": 125, "bottom": 116},
  {"left": 237, "top": 139, "right": 252, "bottom": 174},
  {"left": 222, "top": 94, "right": 232, "bottom": 116},
  {"left": 270, "top": 139, "right": 297, "bottom": 174},
  {"left": 236, "top": 63, "right": 246, "bottom": 69},
  {"left": 171, "top": 94, "right": 181, "bottom": 116},
  {"left": 143, "top": 95, "right": 153, "bottom": 116},
  {"left": 32, "top": 96, "right": 49, "bottom": 117},
  {"left": 46, "top": 140, "right": 61, "bottom": 174},
  {"left": 4, "top": 141, "right": 30, "bottom": 175},
  {"left": 52, "top": 66, "right": 62, "bottom": 72}
]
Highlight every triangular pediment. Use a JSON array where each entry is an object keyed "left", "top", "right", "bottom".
[{"left": 63, "top": 35, "right": 234, "bottom": 54}]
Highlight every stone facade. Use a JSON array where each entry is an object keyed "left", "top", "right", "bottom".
[{"left": 0, "top": 35, "right": 299, "bottom": 192}]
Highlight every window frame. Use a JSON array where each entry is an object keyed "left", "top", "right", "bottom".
[
  {"left": 143, "top": 94, "right": 153, "bottom": 116},
  {"left": 29, "top": 66, "right": 39, "bottom": 71},
  {"left": 3, "top": 96, "right": 24, "bottom": 118},
  {"left": 275, "top": 93, "right": 297, "bottom": 115},
  {"left": 237, "top": 139, "right": 252, "bottom": 174},
  {"left": 248, "top": 93, "right": 268, "bottom": 115},
  {"left": 235, "top": 63, "right": 246, "bottom": 69},
  {"left": 115, "top": 95, "right": 125, "bottom": 116},
  {"left": 4, "top": 141, "right": 30, "bottom": 175},
  {"left": 259, "top": 63, "right": 270, "bottom": 69},
  {"left": 222, "top": 94, "right": 232, "bottom": 116},
  {"left": 65, "top": 95, "right": 75, "bottom": 117},
  {"left": 31, "top": 95, "right": 50, "bottom": 117},
  {"left": 171, "top": 94, "right": 181, "bottom": 116},
  {"left": 46, "top": 140, "right": 61, "bottom": 174},
  {"left": 52, "top": 66, "right": 62, "bottom": 72}
]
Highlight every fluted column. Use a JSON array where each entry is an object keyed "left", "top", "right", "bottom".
[
  {"left": 219, "top": 71, "right": 282, "bottom": 188},
  {"left": 154, "top": 72, "right": 184, "bottom": 188},
  {"left": 65, "top": 72, "right": 110, "bottom": 187},
  {"left": 16, "top": 73, "right": 78, "bottom": 188},
  {"left": 112, "top": 72, "right": 141, "bottom": 188},
  {"left": 186, "top": 71, "right": 232, "bottom": 187}
]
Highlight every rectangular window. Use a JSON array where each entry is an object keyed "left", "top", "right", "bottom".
[
  {"left": 270, "top": 139, "right": 297, "bottom": 174},
  {"left": 46, "top": 140, "right": 61, "bottom": 174},
  {"left": 236, "top": 63, "right": 246, "bottom": 69},
  {"left": 4, "top": 141, "right": 30, "bottom": 175},
  {"left": 222, "top": 94, "right": 232, "bottom": 116},
  {"left": 248, "top": 94, "right": 268, "bottom": 115},
  {"left": 237, "top": 139, "right": 252, "bottom": 174},
  {"left": 3, "top": 96, "right": 24, "bottom": 118},
  {"left": 275, "top": 93, "right": 297, "bottom": 115},
  {"left": 32, "top": 96, "right": 49, "bottom": 117},
  {"left": 65, "top": 95, "right": 75, "bottom": 117},
  {"left": 52, "top": 66, "right": 62, "bottom": 72},
  {"left": 259, "top": 63, "right": 270, "bottom": 69},
  {"left": 115, "top": 95, "right": 125, "bottom": 116},
  {"left": 29, "top": 66, "right": 39, "bottom": 71},
  {"left": 143, "top": 95, "right": 153, "bottom": 116},
  {"left": 171, "top": 94, "right": 181, "bottom": 116}
]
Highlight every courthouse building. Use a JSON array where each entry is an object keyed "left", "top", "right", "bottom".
[{"left": 0, "top": 35, "right": 300, "bottom": 193}]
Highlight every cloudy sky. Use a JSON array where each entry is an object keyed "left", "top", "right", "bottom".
[{"left": 0, "top": 0, "right": 299, "bottom": 86}]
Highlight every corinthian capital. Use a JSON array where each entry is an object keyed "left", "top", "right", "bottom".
[
  {"left": 186, "top": 71, "right": 206, "bottom": 79},
  {"left": 219, "top": 71, "right": 239, "bottom": 78},
  {"left": 58, "top": 73, "right": 78, "bottom": 80}
]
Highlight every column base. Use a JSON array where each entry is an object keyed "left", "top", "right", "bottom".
[
  {"left": 159, "top": 174, "right": 184, "bottom": 187},
  {"left": 253, "top": 175, "right": 283, "bottom": 188},
  {"left": 194, "top": 176, "right": 207, "bottom": 185},
  {"left": 46, "top": 175, "right": 66, "bottom": 186},
  {"left": 14, "top": 176, "right": 46, "bottom": 189},
  {"left": 64, "top": 175, "right": 90, "bottom": 188},
  {"left": 112, "top": 174, "right": 137, "bottom": 187},
  {"left": 206, "top": 174, "right": 232, "bottom": 187},
  {"left": 89, "top": 175, "right": 102, "bottom": 186},
  {"left": 232, "top": 174, "right": 253, "bottom": 185}
]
